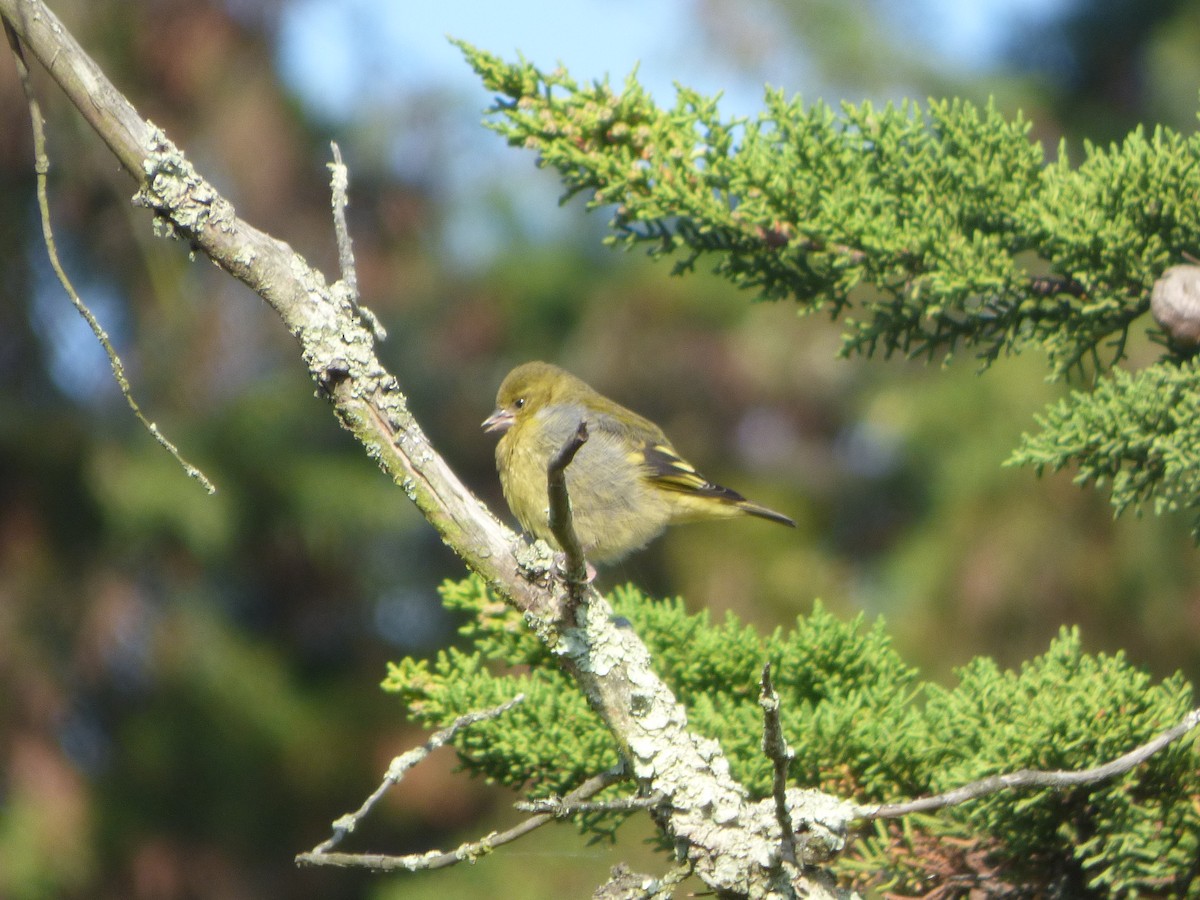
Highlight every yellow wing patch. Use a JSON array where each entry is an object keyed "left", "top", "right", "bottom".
[{"left": 640, "top": 442, "right": 747, "bottom": 502}]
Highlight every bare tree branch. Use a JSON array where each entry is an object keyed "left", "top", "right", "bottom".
[
  {"left": 760, "top": 662, "right": 798, "bottom": 868},
  {"left": 327, "top": 141, "right": 358, "bottom": 301},
  {"left": 516, "top": 791, "right": 662, "bottom": 817},
  {"left": 303, "top": 694, "right": 526, "bottom": 857},
  {"left": 3, "top": 19, "right": 215, "bottom": 494},
  {"left": 297, "top": 767, "right": 623, "bottom": 872},
  {"left": 591, "top": 861, "right": 693, "bottom": 900},
  {"left": 327, "top": 141, "right": 386, "bottom": 340},
  {"left": 547, "top": 420, "right": 592, "bottom": 590},
  {"left": 857, "top": 706, "right": 1200, "bottom": 820}
]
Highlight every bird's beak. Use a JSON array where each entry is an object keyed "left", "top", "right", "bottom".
[{"left": 482, "top": 408, "right": 515, "bottom": 434}]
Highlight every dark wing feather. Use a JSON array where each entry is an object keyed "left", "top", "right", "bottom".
[
  {"left": 641, "top": 442, "right": 748, "bottom": 502},
  {"left": 580, "top": 409, "right": 795, "bottom": 528}
]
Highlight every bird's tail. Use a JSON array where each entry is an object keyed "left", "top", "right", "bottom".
[{"left": 736, "top": 499, "right": 796, "bottom": 528}]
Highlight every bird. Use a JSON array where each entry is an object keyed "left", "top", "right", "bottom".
[{"left": 482, "top": 361, "right": 795, "bottom": 565}]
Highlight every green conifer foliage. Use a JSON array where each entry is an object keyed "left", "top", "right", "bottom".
[
  {"left": 381, "top": 47, "right": 1200, "bottom": 894},
  {"left": 387, "top": 578, "right": 1199, "bottom": 893},
  {"left": 460, "top": 43, "right": 1200, "bottom": 534}
]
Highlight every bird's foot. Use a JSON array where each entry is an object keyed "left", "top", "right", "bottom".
[{"left": 554, "top": 552, "right": 596, "bottom": 585}]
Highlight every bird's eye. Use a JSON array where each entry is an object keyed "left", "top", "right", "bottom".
[{"left": 514, "top": 397, "right": 526, "bottom": 409}]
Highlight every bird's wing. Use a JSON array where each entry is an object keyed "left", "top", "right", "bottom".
[
  {"left": 639, "top": 441, "right": 748, "bottom": 502},
  {"left": 576, "top": 403, "right": 795, "bottom": 527},
  {"left": 566, "top": 403, "right": 740, "bottom": 499}
]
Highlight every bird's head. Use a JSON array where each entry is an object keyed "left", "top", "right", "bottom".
[{"left": 482, "top": 361, "right": 571, "bottom": 434}]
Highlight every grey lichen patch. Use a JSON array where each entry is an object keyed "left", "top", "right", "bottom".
[
  {"left": 289, "top": 255, "right": 391, "bottom": 394},
  {"left": 785, "top": 789, "right": 854, "bottom": 864},
  {"left": 732, "top": 789, "right": 853, "bottom": 868},
  {"left": 561, "top": 596, "right": 629, "bottom": 677},
  {"left": 407, "top": 849, "right": 451, "bottom": 872},
  {"left": 632, "top": 694, "right": 677, "bottom": 741},
  {"left": 231, "top": 242, "right": 259, "bottom": 269},
  {"left": 709, "top": 793, "right": 743, "bottom": 826},
  {"left": 626, "top": 664, "right": 662, "bottom": 691},
  {"left": 523, "top": 608, "right": 563, "bottom": 651},
  {"left": 373, "top": 391, "right": 415, "bottom": 438},
  {"left": 456, "top": 832, "right": 496, "bottom": 861},
  {"left": 515, "top": 538, "right": 556, "bottom": 583},
  {"left": 302, "top": 330, "right": 377, "bottom": 394},
  {"left": 627, "top": 746, "right": 658, "bottom": 779},
  {"left": 398, "top": 476, "right": 417, "bottom": 501},
  {"left": 133, "top": 124, "right": 236, "bottom": 239},
  {"left": 332, "top": 279, "right": 389, "bottom": 342}
]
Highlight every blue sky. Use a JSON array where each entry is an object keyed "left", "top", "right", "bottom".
[
  {"left": 277, "top": 0, "right": 1066, "bottom": 122},
  {"left": 278, "top": 0, "right": 687, "bottom": 117},
  {"left": 273, "top": 0, "right": 1066, "bottom": 265}
]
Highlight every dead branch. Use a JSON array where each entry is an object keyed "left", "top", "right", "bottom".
[
  {"left": 857, "top": 706, "right": 1200, "bottom": 820},
  {"left": 3, "top": 17, "right": 214, "bottom": 493},
  {"left": 303, "top": 695, "right": 525, "bottom": 858},
  {"left": 547, "top": 420, "right": 592, "bottom": 590},
  {"left": 298, "top": 768, "right": 622, "bottom": 872},
  {"left": 760, "top": 662, "right": 799, "bottom": 869}
]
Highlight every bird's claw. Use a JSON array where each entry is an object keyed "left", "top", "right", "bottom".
[{"left": 554, "top": 552, "right": 596, "bottom": 585}]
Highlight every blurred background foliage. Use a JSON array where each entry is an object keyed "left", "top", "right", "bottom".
[{"left": 2, "top": 0, "right": 1200, "bottom": 897}]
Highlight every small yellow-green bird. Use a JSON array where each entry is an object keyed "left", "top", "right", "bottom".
[{"left": 483, "top": 361, "right": 795, "bottom": 565}]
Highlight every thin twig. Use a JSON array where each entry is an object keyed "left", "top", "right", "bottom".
[
  {"left": 857, "top": 706, "right": 1200, "bottom": 820},
  {"left": 516, "top": 791, "right": 662, "bottom": 817},
  {"left": 327, "top": 141, "right": 385, "bottom": 340},
  {"left": 547, "top": 420, "right": 591, "bottom": 588},
  {"left": 327, "top": 141, "right": 358, "bottom": 299},
  {"left": 3, "top": 22, "right": 215, "bottom": 494},
  {"left": 592, "top": 860, "right": 693, "bottom": 900},
  {"left": 297, "top": 767, "right": 624, "bottom": 872},
  {"left": 1027, "top": 274, "right": 1087, "bottom": 298},
  {"left": 647, "top": 862, "right": 694, "bottom": 900},
  {"left": 760, "top": 662, "right": 798, "bottom": 867},
  {"left": 304, "top": 694, "right": 525, "bottom": 856}
]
